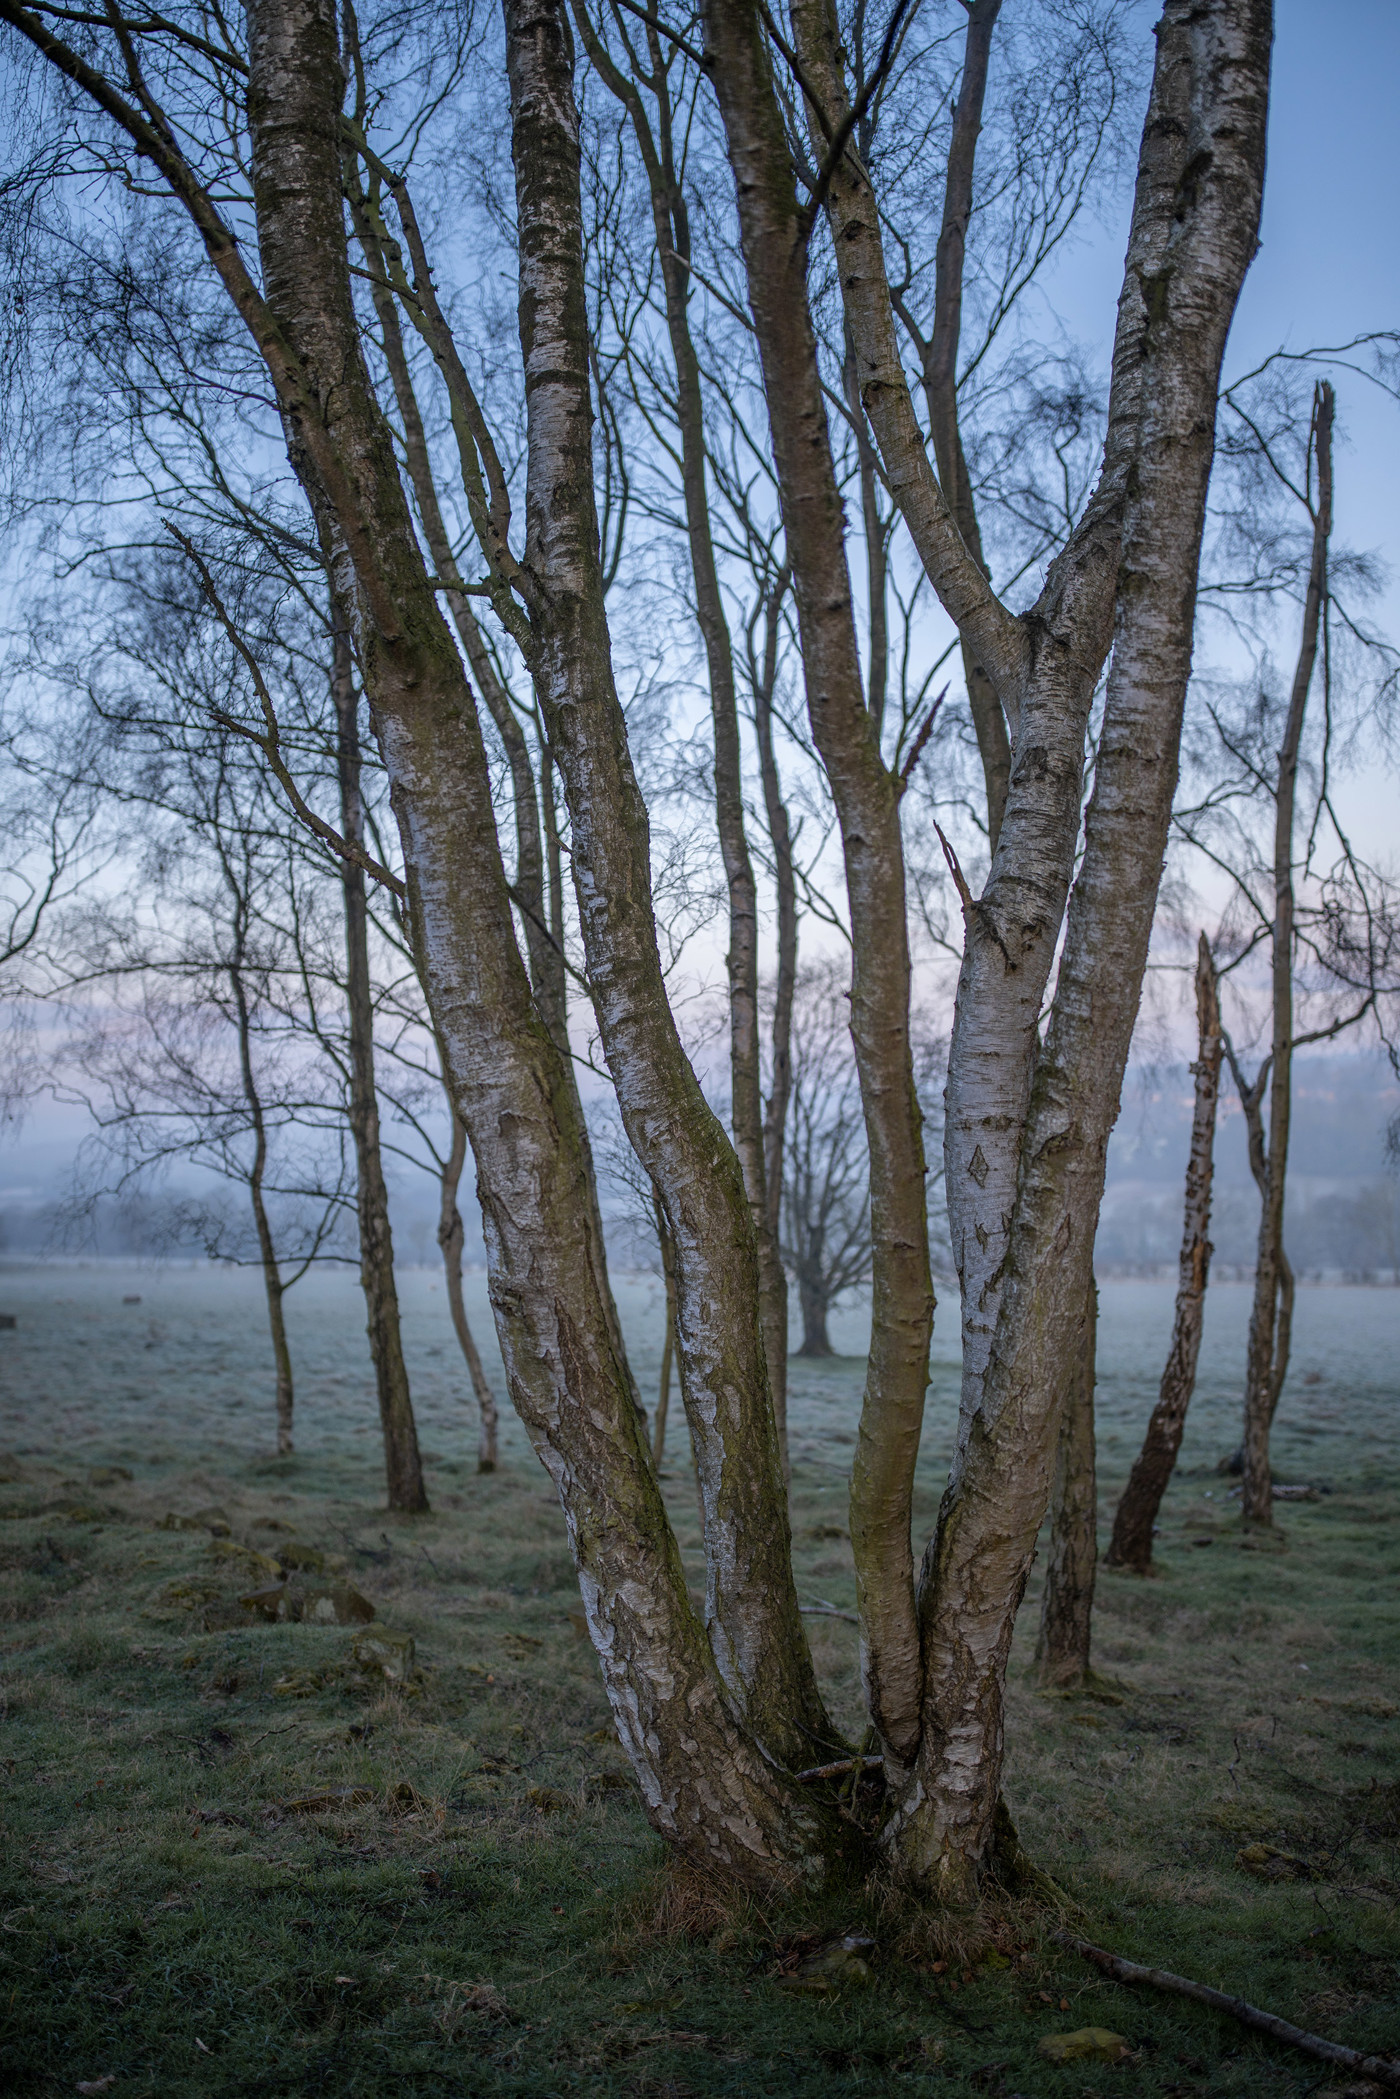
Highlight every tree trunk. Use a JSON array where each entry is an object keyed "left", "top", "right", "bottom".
[
  {"left": 331, "top": 616, "right": 427, "bottom": 1515},
  {"left": 574, "top": 13, "right": 790, "bottom": 1474},
  {"left": 705, "top": 0, "right": 936, "bottom": 1769},
  {"left": 899, "top": 0, "right": 1271, "bottom": 1897},
  {"left": 753, "top": 570, "right": 798, "bottom": 1262},
  {"left": 1107, "top": 936, "right": 1222, "bottom": 1573},
  {"left": 1034, "top": 1279, "right": 1098, "bottom": 1689},
  {"left": 238, "top": 0, "right": 833, "bottom": 1875},
  {"left": 915, "top": 0, "right": 1012, "bottom": 844},
  {"left": 503, "top": 0, "right": 829, "bottom": 1768},
  {"left": 231, "top": 953, "right": 294, "bottom": 1454},
  {"left": 1242, "top": 382, "right": 1333, "bottom": 1527},
  {"left": 796, "top": 1265, "right": 834, "bottom": 1358},
  {"left": 438, "top": 1105, "right": 499, "bottom": 1472}
]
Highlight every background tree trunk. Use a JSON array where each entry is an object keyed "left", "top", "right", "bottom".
[
  {"left": 1107, "top": 936, "right": 1222, "bottom": 1572},
  {"left": 1034, "top": 1280, "right": 1098, "bottom": 1688},
  {"left": 1242, "top": 382, "right": 1333, "bottom": 1527},
  {"left": 331, "top": 617, "right": 427, "bottom": 1514},
  {"left": 231, "top": 951, "right": 295, "bottom": 1454},
  {"left": 437, "top": 1105, "right": 499, "bottom": 1472},
  {"left": 795, "top": 1262, "right": 834, "bottom": 1358}
]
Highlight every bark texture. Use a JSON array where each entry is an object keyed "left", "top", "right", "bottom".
[
  {"left": 503, "top": 0, "right": 826, "bottom": 1765},
  {"left": 899, "top": 0, "right": 1272, "bottom": 1896},
  {"left": 332, "top": 618, "right": 426, "bottom": 1514},
  {"left": 1241, "top": 382, "right": 1333, "bottom": 1527},
  {"left": 1107, "top": 936, "right": 1222, "bottom": 1572},
  {"left": 1034, "top": 1281, "right": 1098, "bottom": 1689},
  {"left": 704, "top": 0, "right": 935, "bottom": 1768}
]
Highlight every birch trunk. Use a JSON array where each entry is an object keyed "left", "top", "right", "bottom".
[
  {"left": 651, "top": 1191, "right": 678, "bottom": 1467},
  {"left": 1241, "top": 382, "right": 1333, "bottom": 1527},
  {"left": 502, "top": 0, "right": 827, "bottom": 1766},
  {"left": 572, "top": 16, "right": 790, "bottom": 1468},
  {"left": 791, "top": 0, "right": 1131, "bottom": 1468},
  {"left": 704, "top": 0, "right": 936, "bottom": 1768},
  {"left": 753, "top": 572, "right": 798, "bottom": 1255},
  {"left": 438, "top": 1106, "right": 499, "bottom": 1472},
  {"left": 1107, "top": 936, "right": 1222, "bottom": 1573},
  {"left": 331, "top": 620, "right": 426, "bottom": 1514},
  {"left": 902, "top": 0, "right": 1271, "bottom": 1896},
  {"left": 910, "top": 0, "right": 1012, "bottom": 842},
  {"left": 1034, "top": 1280, "right": 1098, "bottom": 1689},
  {"left": 236, "top": 0, "right": 833, "bottom": 1872}
]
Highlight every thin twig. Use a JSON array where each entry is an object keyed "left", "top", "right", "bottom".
[
  {"left": 931, "top": 816, "right": 975, "bottom": 918},
  {"left": 795, "top": 1753, "right": 884, "bottom": 1783},
  {"left": 1057, "top": 1932, "right": 1400, "bottom": 2089}
]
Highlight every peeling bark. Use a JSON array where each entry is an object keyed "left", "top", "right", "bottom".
[{"left": 1107, "top": 936, "right": 1221, "bottom": 1573}]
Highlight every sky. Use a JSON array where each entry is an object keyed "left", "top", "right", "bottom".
[
  {"left": 1055, "top": 0, "right": 1400, "bottom": 627},
  {"left": 4, "top": 0, "right": 1397, "bottom": 1228}
]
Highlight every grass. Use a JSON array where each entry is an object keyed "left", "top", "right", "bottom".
[{"left": 0, "top": 1270, "right": 1397, "bottom": 2095}]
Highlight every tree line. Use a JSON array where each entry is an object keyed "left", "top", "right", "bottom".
[{"left": 0, "top": 0, "right": 1396, "bottom": 1902}]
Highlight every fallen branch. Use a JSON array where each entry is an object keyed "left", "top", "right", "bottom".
[
  {"left": 1057, "top": 1932, "right": 1400, "bottom": 2089},
  {"left": 795, "top": 1754, "right": 884, "bottom": 1783},
  {"left": 799, "top": 1599, "right": 858, "bottom": 1624}
]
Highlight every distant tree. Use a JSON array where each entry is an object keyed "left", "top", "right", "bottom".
[
  {"left": 781, "top": 961, "right": 871, "bottom": 1358},
  {"left": 1178, "top": 369, "right": 1400, "bottom": 1522},
  {"left": 59, "top": 732, "right": 350, "bottom": 1454},
  {"left": 1106, "top": 934, "right": 1223, "bottom": 1574}
]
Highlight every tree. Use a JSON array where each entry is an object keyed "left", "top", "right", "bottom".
[
  {"left": 1106, "top": 935, "right": 1223, "bottom": 1574},
  {"left": 57, "top": 728, "right": 350, "bottom": 1454},
  {"left": 781, "top": 962, "right": 871, "bottom": 1358},
  {"left": 1176, "top": 366, "right": 1400, "bottom": 1524},
  {"left": 701, "top": 0, "right": 1270, "bottom": 1892},
  {"left": 0, "top": 0, "right": 1272, "bottom": 1896}
]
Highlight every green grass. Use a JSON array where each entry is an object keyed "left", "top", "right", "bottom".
[
  {"left": 1, "top": 1271, "right": 1398, "bottom": 2095},
  {"left": 1, "top": 1445, "right": 1397, "bottom": 2096}
]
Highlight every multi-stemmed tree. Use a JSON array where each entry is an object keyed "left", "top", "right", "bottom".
[{"left": 0, "top": 0, "right": 1271, "bottom": 1901}]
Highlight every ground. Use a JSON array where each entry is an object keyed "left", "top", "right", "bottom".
[{"left": 0, "top": 1264, "right": 1396, "bottom": 2095}]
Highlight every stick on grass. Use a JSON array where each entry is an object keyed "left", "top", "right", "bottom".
[{"left": 1057, "top": 1931, "right": 1400, "bottom": 2089}]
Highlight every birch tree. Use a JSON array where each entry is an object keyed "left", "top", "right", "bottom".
[{"left": 0, "top": 0, "right": 1273, "bottom": 1898}]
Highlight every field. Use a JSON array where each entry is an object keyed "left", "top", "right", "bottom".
[{"left": 0, "top": 1261, "right": 1397, "bottom": 2096}]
